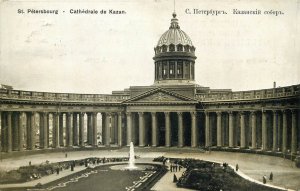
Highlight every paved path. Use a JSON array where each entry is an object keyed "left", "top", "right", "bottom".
[{"left": 0, "top": 149, "right": 299, "bottom": 190}]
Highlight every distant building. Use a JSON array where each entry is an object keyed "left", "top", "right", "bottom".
[{"left": 0, "top": 84, "right": 13, "bottom": 90}]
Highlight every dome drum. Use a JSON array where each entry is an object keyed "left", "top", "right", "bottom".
[{"left": 154, "top": 44, "right": 195, "bottom": 55}]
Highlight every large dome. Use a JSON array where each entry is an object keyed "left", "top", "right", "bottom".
[
  {"left": 157, "top": 12, "right": 193, "bottom": 47},
  {"left": 153, "top": 12, "right": 197, "bottom": 86}
]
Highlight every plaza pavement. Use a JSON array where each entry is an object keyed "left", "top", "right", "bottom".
[{"left": 0, "top": 148, "right": 299, "bottom": 190}]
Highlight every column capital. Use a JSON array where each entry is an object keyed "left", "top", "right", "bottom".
[
  {"left": 151, "top": 112, "right": 156, "bottom": 117},
  {"left": 138, "top": 112, "right": 144, "bottom": 116},
  {"left": 190, "top": 111, "right": 197, "bottom": 117},
  {"left": 281, "top": 109, "right": 287, "bottom": 114},
  {"left": 228, "top": 111, "right": 234, "bottom": 115},
  {"left": 250, "top": 110, "right": 257, "bottom": 115},
  {"left": 66, "top": 112, "right": 72, "bottom": 116},
  {"left": 80, "top": 112, "right": 85, "bottom": 117},
  {"left": 290, "top": 109, "right": 296, "bottom": 114},
  {"left": 117, "top": 112, "right": 123, "bottom": 116},
  {"left": 177, "top": 112, "right": 183, "bottom": 116},
  {"left": 216, "top": 111, "right": 222, "bottom": 116},
  {"left": 106, "top": 112, "right": 112, "bottom": 117},
  {"left": 262, "top": 109, "right": 267, "bottom": 113},
  {"left": 204, "top": 111, "right": 210, "bottom": 115},
  {"left": 272, "top": 110, "right": 278, "bottom": 114},
  {"left": 239, "top": 111, "right": 245, "bottom": 115},
  {"left": 41, "top": 111, "right": 49, "bottom": 114},
  {"left": 92, "top": 112, "right": 98, "bottom": 116},
  {"left": 125, "top": 112, "right": 132, "bottom": 117},
  {"left": 164, "top": 112, "right": 170, "bottom": 117}
]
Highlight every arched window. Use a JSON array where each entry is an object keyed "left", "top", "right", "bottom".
[
  {"left": 177, "top": 44, "right": 183, "bottom": 51},
  {"left": 184, "top": 45, "right": 189, "bottom": 52},
  {"left": 162, "top": 45, "right": 167, "bottom": 52},
  {"left": 190, "top": 46, "right": 195, "bottom": 53},
  {"left": 169, "top": 44, "right": 175, "bottom": 52}
]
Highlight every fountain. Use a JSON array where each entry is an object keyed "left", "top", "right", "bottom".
[
  {"left": 125, "top": 142, "right": 138, "bottom": 170},
  {"left": 110, "top": 142, "right": 152, "bottom": 171}
]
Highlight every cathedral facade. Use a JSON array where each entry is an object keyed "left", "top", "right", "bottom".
[{"left": 0, "top": 13, "right": 299, "bottom": 156}]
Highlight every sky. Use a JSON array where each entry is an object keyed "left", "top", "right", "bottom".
[{"left": 0, "top": 0, "right": 299, "bottom": 94}]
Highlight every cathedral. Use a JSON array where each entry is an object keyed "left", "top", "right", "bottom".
[{"left": 0, "top": 12, "right": 299, "bottom": 157}]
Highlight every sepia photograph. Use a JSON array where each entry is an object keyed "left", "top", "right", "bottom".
[{"left": 0, "top": 0, "right": 299, "bottom": 190}]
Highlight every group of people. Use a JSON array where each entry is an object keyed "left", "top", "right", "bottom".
[
  {"left": 170, "top": 163, "right": 181, "bottom": 172},
  {"left": 263, "top": 172, "right": 273, "bottom": 184}
]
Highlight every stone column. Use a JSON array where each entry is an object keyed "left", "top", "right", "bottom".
[
  {"left": 228, "top": 111, "right": 234, "bottom": 147},
  {"left": 251, "top": 111, "right": 257, "bottom": 149},
  {"left": 19, "top": 112, "right": 25, "bottom": 151},
  {"left": 240, "top": 112, "right": 246, "bottom": 148},
  {"left": 138, "top": 112, "right": 145, "bottom": 147},
  {"left": 262, "top": 110, "right": 268, "bottom": 150},
  {"left": 53, "top": 113, "right": 60, "bottom": 148},
  {"left": 59, "top": 113, "right": 64, "bottom": 147},
  {"left": 66, "top": 113, "right": 73, "bottom": 147},
  {"left": 0, "top": 112, "right": 4, "bottom": 152},
  {"left": 151, "top": 112, "right": 158, "bottom": 147},
  {"left": 117, "top": 112, "right": 123, "bottom": 146},
  {"left": 105, "top": 113, "right": 111, "bottom": 146},
  {"left": 165, "top": 112, "right": 171, "bottom": 147},
  {"left": 43, "top": 112, "right": 49, "bottom": 149},
  {"left": 126, "top": 112, "right": 132, "bottom": 146},
  {"left": 177, "top": 112, "right": 184, "bottom": 147},
  {"left": 101, "top": 113, "right": 106, "bottom": 145},
  {"left": 282, "top": 110, "right": 287, "bottom": 152},
  {"left": 73, "top": 113, "right": 78, "bottom": 146},
  {"left": 277, "top": 112, "right": 282, "bottom": 151},
  {"left": 92, "top": 112, "right": 98, "bottom": 146},
  {"left": 26, "top": 112, "right": 31, "bottom": 150},
  {"left": 291, "top": 110, "right": 297, "bottom": 154},
  {"left": 272, "top": 111, "right": 278, "bottom": 151},
  {"left": 191, "top": 112, "right": 198, "bottom": 147},
  {"left": 87, "top": 113, "right": 92, "bottom": 145},
  {"left": 7, "top": 112, "right": 12, "bottom": 152},
  {"left": 110, "top": 114, "right": 115, "bottom": 144},
  {"left": 114, "top": 115, "right": 118, "bottom": 144},
  {"left": 205, "top": 112, "right": 210, "bottom": 147},
  {"left": 29, "top": 112, "right": 36, "bottom": 150},
  {"left": 12, "top": 112, "right": 19, "bottom": 151},
  {"left": 217, "top": 112, "right": 222, "bottom": 147},
  {"left": 79, "top": 113, "right": 85, "bottom": 146}
]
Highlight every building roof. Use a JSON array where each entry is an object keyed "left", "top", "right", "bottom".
[{"left": 157, "top": 12, "right": 193, "bottom": 47}]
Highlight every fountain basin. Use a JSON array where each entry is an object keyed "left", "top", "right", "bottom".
[{"left": 110, "top": 164, "right": 154, "bottom": 171}]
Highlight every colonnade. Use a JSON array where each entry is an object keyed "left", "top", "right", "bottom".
[
  {"left": 205, "top": 109, "right": 299, "bottom": 154},
  {"left": 0, "top": 111, "right": 124, "bottom": 152},
  {"left": 0, "top": 109, "right": 299, "bottom": 154}
]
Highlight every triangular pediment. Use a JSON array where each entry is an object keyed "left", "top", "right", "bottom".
[{"left": 123, "top": 88, "right": 198, "bottom": 104}]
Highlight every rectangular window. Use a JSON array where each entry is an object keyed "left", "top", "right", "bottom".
[
  {"left": 177, "top": 61, "right": 183, "bottom": 78},
  {"left": 162, "top": 61, "right": 167, "bottom": 79},
  {"left": 169, "top": 61, "right": 175, "bottom": 78}
]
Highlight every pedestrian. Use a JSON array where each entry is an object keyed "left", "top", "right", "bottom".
[
  {"left": 175, "top": 164, "right": 178, "bottom": 172},
  {"left": 65, "top": 153, "right": 68, "bottom": 158},
  {"left": 263, "top": 175, "right": 267, "bottom": 184},
  {"left": 56, "top": 168, "right": 59, "bottom": 175},
  {"left": 29, "top": 161, "right": 31, "bottom": 166},
  {"left": 179, "top": 165, "right": 181, "bottom": 172},
  {"left": 269, "top": 172, "right": 273, "bottom": 181},
  {"left": 173, "top": 174, "right": 178, "bottom": 182},
  {"left": 236, "top": 164, "right": 239, "bottom": 171},
  {"left": 71, "top": 163, "right": 74, "bottom": 171},
  {"left": 170, "top": 164, "right": 173, "bottom": 172}
]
